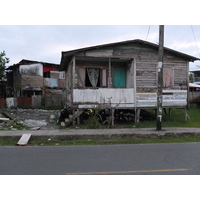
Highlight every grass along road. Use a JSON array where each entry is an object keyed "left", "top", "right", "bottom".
[{"left": 1, "top": 135, "right": 200, "bottom": 146}]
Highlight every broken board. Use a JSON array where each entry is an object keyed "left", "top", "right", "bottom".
[{"left": 17, "top": 133, "right": 31, "bottom": 146}]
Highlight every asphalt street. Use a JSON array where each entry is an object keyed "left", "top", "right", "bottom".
[{"left": 1, "top": 142, "right": 200, "bottom": 175}]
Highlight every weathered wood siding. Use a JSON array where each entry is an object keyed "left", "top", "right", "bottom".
[
  {"left": 73, "top": 88, "right": 135, "bottom": 108},
  {"left": 189, "top": 91, "right": 200, "bottom": 102},
  {"left": 136, "top": 90, "right": 187, "bottom": 108},
  {"left": 66, "top": 62, "right": 73, "bottom": 89},
  {"left": 76, "top": 43, "right": 189, "bottom": 92},
  {"left": 65, "top": 42, "right": 189, "bottom": 109}
]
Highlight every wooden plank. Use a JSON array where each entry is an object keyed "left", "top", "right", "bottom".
[
  {"left": 17, "top": 134, "right": 31, "bottom": 146},
  {"left": 1, "top": 112, "right": 14, "bottom": 120},
  {"left": 30, "top": 127, "right": 41, "bottom": 130},
  {"left": 0, "top": 118, "right": 10, "bottom": 121}
]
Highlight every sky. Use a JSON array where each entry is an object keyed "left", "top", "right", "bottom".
[
  {"left": 1, "top": 25, "right": 200, "bottom": 70},
  {"left": 1, "top": 1, "right": 200, "bottom": 71}
]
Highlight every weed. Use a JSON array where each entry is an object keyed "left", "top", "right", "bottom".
[{"left": 83, "top": 115, "right": 102, "bottom": 129}]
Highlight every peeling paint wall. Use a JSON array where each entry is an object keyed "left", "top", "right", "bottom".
[{"left": 44, "top": 78, "right": 58, "bottom": 87}]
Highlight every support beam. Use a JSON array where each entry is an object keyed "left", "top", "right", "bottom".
[
  {"left": 184, "top": 108, "right": 188, "bottom": 122},
  {"left": 108, "top": 58, "right": 112, "bottom": 88},
  {"left": 111, "top": 108, "right": 115, "bottom": 128},
  {"left": 136, "top": 109, "right": 140, "bottom": 123},
  {"left": 133, "top": 58, "right": 137, "bottom": 123}
]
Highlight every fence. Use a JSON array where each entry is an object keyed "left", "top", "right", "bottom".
[
  {"left": 189, "top": 91, "right": 200, "bottom": 103},
  {"left": 0, "top": 96, "right": 41, "bottom": 108}
]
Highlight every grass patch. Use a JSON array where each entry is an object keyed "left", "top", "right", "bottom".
[
  {"left": 67, "top": 108, "right": 200, "bottom": 129},
  {"left": 82, "top": 115, "right": 102, "bottom": 129},
  {"left": 122, "top": 108, "right": 200, "bottom": 128},
  {"left": 1, "top": 135, "right": 200, "bottom": 146}
]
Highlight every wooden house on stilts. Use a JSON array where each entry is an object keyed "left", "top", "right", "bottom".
[{"left": 60, "top": 39, "right": 199, "bottom": 126}]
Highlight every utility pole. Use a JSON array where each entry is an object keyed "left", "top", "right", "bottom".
[{"left": 156, "top": 25, "right": 164, "bottom": 130}]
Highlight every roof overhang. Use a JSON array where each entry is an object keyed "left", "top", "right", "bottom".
[{"left": 60, "top": 39, "right": 200, "bottom": 68}]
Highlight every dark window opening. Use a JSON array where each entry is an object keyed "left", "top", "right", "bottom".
[
  {"left": 43, "top": 71, "right": 50, "bottom": 78},
  {"left": 85, "top": 68, "right": 100, "bottom": 87}
]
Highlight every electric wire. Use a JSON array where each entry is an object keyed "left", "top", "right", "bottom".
[
  {"left": 191, "top": 25, "right": 200, "bottom": 58},
  {"left": 137, "top": 25, "right": 151, "bottom": 59}
]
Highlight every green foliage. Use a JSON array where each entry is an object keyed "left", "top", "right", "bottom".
[
  {"left": 0, "top": 121, "right": 27, "bottom": 131},
  {"left": 84, "top": 115, "right": 102, "bottom": 129},
  {"left": 189, "top": 73, "right": 194, "bottom": 83},
  {"left": 0, "top": 51, "right": 9, "bottom": 80}
]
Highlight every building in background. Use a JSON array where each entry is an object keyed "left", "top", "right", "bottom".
[{"left": 6, "top": 59, "right": 66, "bottom": 108}]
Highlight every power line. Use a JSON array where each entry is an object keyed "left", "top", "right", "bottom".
[
  {"left": 144, "top": 25, "right": 151, "bottom": 41},
  {"left": 191, "top": 25, "right": 200, "bottom": 58},
  {"left": 137, "top": 25, "right": 151, "bottom": 58}
]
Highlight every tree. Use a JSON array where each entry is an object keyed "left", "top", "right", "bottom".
[
  {"left": 0, "top": 51, "right": 9, "bottom": 80},
  {"left": 189, "top": 73, "right": 194, "bottom": 83}
]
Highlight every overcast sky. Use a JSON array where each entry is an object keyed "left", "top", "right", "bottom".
[
  {"left": 1, "top": 1, "right": 200, "bottom": 71},
  {"left": 1, "top": 25, "right": 200, "bottom": 70}
]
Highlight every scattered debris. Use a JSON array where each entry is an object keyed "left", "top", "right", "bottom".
[
  {"left": 0, "top": 108, "right": 60, "bottom": 130},
  {"left": 24, "top": 119, "right": 47, "bottom": 128},
  {"left": 1, "top": 112, "right": 14, "bottom": 120},
  {"left": 49, "top": 114, "right": 56, "bottom": 123},
  {"left": 30, "top": 127, "right": 41, "bottom": 130}
]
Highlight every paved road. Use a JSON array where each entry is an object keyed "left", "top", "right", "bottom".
[{"left": 1, "top": 143, "right": 200, "bottom": 175}]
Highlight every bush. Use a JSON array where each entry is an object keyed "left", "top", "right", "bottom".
[{"left": 84, "top": 115, "right": 102, "bottom": 129}]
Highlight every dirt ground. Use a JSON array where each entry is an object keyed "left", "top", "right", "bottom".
[{"left": 0, "top": 108, "right": 61, "bottom": 130}]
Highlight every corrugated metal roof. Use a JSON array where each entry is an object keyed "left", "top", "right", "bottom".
[
  {"left": 60, "top": 39, "right": 200, "bottom": 67},
  {"left": 7, "top": 59, "right": 60, "bottom": 70}
]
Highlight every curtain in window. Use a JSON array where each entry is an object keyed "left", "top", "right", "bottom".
[{"left": 87, "top": 68, "right": 99, "bottom": 87}]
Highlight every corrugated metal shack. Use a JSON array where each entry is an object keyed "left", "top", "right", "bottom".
[
  {"left": 7, "top": 59, "right": 66, "bottom": 107},
  {"left": 60, "top": 39, "right": 199, "bottom": 126}
]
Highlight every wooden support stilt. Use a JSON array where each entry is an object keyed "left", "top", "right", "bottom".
[
  {"left": 111, "top": 108, "right": 115, "bottom": 128},
  {"left": 72, "top": 109, "right": 76, "bottom": 127},
  {"left": 77, "top": 109, "right": 80, "bottom": 126},
  {"left": 184, "top": 108, "right": 188, "bottom": 122},
  {"left": 136, "top": 109, "right": 140, "bottom": 123},
  {"left": 163, "top": 108, "right": 167, "bottom": 116},
  {"left": 169, "top": 108, "right": 172, "bottom": 118}
]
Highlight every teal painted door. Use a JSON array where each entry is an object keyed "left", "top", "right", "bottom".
[{"left": 113, "top": 66, "right": 126, "bottom": 88}]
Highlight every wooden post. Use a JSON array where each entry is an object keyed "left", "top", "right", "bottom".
[
  {"left": 156, "top": 25, "right": 164, "bottom": 131},
  {"left": 111, "top": 108, "right": 115, "bottom": 128},
  {"left": 77, "top": 109, "right": 80, "bottom": 126},
  {"left": 136, "top": 109, "right": 140, "bottom": 122},
  {"left": 133, "top": 58, "right": 137, "bottom": 123},
  {"left": 186, "top": 62, "right": 190, "bottom": 110},
  {"left": 108, "top": 58, "right": 112, "bottom": 88},
  {"left": 169, "top": 108, "right": 172, "bottom": 118},
  {"left": 184, "top": 108, "right": 188, "bottom": 122},
  {"left": 72, "top": 56, "right": 76, "bottom": 128}
]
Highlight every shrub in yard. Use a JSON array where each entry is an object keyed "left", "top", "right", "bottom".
[{"left": 84, "top": 115, "right": 102, "bottom": 129}]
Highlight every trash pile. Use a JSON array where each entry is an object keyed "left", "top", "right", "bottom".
[
  {"left": 0, "top": 112, "right": 25, "bottom": 130},
  {"left": 0, "top": 108, "right": 61, "bottom": 130}
]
